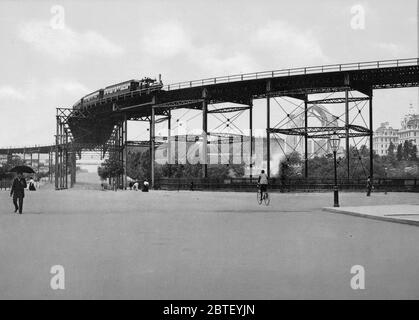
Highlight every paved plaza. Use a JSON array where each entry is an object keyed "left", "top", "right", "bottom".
[{"left": 1, "top": 185, "right": 419, "bottom": 299}]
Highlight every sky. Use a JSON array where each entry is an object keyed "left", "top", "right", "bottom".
[{"left": 0, "top": 0, "right": 417, "bottom": 147}]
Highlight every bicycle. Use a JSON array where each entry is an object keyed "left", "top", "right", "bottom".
[{"left": 257, "top": 184, "right": 270, "bottom": 206}]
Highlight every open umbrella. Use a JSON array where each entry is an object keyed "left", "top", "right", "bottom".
[{"left": 10, "top": 165, "right": 35, "bottom": 174}]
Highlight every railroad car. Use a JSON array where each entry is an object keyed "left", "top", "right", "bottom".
[
  {"left": 72, "top": 75, "right": 163, "bottom": 110},
  {"left": 103, "top": 79, "right": 140, "bottom": 98}
]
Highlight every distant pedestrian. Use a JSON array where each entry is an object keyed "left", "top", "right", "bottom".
[
  {"left": 133, "top": 181, "right": 139, "bottom": 191},
  {"left": 28, "top": 177, "right": 36, "bottom": 191},
  {"left": 366, "top": 176, "right": 372, "bottom": 197},
  {"left": 142, "top": 180, "right": 149, "bottom": 192},
  {"left": 10, "top": 172, "right": 27, "bottom": 214}
]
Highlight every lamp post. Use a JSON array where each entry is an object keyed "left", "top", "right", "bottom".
[{"left": 329, "top": 133, "right": 341, "bottom": 207}]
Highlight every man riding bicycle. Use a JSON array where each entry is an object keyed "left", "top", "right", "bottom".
[{"left": 257, "top": 170, "right": 269, "bottom": 201}]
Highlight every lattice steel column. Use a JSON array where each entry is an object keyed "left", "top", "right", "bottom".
[
  {"left": 345, "top": 89, "right": 350, "bottom": 180},
  {"left": 304, "top": 98, "right": 308, "bottom": 179},
  {"left": 369, "top": 93, "right": 374, "bottom": 179},
  {"left": 65, "top": 129, "right": 69, "bottom": 189},
  {"left": 118, "top": 121, "right": 124, "bottom": 189},
  {"left": 70, "top": 151, "right": 76, "bottom": 188},
  {"left": 266, "top": 94, "right": 271, "bottom": 178},
  {"left": 48, "top": 150, "right": 51, "bottom": 183},
  {"left": 55, "top": 115, "right": 59, "bottom": 190},
  {"left": 249, "top": 99, "right": 253, "bottom": 179},
  {"left": 123, "top": 114, "right": 128, "bottom": 189},
  {"left": 151, "top": 107, "right": 156, "bottom": 188},
  {"left": 167, "top": 108, "right": 172, "bottom": 174},
  {"left": 202, "top": 89, "right": 208, "bottom": 178},
  {"left": 37, "top": 151, "right": 40, "bottom": 174}
]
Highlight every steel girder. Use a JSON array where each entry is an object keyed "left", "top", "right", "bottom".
[
  {"left": 270, "top": 125, "right": 371, "bottom": 139},
  {"left": 207, "top": 106, "right": 250, "bottom": 114}
]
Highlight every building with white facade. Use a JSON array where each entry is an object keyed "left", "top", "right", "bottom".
[
  {"left": 373, "top": 104, "right": 419, "bottom": 156},
  {"left": 398, "top": 105, "right": 419, "bottom": 151},
  {"left": 373, "top": 122, "right": 399, "bottom": 156}
]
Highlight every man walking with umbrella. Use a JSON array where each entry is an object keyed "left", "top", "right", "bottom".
[
  {"left": 10, "top": 172, "right": 27, "bottom": 214},
  {"left": 9, "top": 165, "right": 33, "bottom": 214}
]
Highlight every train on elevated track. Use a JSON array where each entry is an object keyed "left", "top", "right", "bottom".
[{"left": 72, "top": 76, "right": 163, "bottom": 110}]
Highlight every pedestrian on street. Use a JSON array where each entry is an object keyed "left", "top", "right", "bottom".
[
  {"left": 142, "top": 180, "right": 149, "bottom": 192},
  {"left": 28, "top": 177, "right": 36, "bottom": 191},
  {"left": 366, "top": 176, "right": 373, "bottom": 197},
  {"left": 10, "top": 172, "right": 27, "bottom": 214}
]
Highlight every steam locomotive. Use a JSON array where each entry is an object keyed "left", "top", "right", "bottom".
[{"left": 72, "top": 76, "right": 163, "bottom": 110}]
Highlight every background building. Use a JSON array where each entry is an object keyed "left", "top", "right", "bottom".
[
  {"left": 373, "top": 105, "right": 419, "bottom": 156},
  {"left": 399, "top": 105, "right": 419, "bottom": 152},
  {"left": 373, "top": 122, "right": 399, "bottom": 156}
]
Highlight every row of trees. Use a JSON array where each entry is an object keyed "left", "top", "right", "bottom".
[
  {"left": 0, "top": 155, "right": 24, "bottom": 179},
  {"left": 98, "top": 141, "right": 419, "bottom": 183},
  {"left": 279, "top": 143, "right": 419, "bottom": 180},
  {"left": 388, "top": 140, "right": 418, "bottom": 162},
  {"left": 97, "top": 149, "right": 246, "bottom": 183},
  {"left": 0, "top": 155, "right": 52, "bottom": 180}
]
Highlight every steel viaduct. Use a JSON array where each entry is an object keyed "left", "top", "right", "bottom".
[{"left": 1, "top": 58, "right": 418, "bottom": 190}]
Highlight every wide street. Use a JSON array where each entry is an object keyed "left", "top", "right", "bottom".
[{"left": 1, "top": 185, "right": 419, "bottom": 299}]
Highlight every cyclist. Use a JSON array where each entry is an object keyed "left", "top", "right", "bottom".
[{"left": 257, "top": 170, "right": 269, "bottom": 201}]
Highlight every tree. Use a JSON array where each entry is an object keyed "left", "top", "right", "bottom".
[
  {"left": 126, "top": 149, "right": 151, "bottom": 181},
  {"left": 279, "top": 151, "right": 302, "bottom": 179},
  {"left": 97, "top": 153, "right": 124, "bottom": 181},
  {"left": 387, "top": 141, "right": 395, "bottom": 159},
  {"left": 411, "top": 145, "right": 418, "bottom": 161},
  {"left": 126, "top": 148, "right": 246, "bottom": 182},
  {"left": 403, "top": 140, "right": 411, "bottom": 161},
  {"left": 0, "top": 155, "right": 24, "bottom": 179},
  {"left": 396, "top": 143, "right": 403, "bottom": 161}
]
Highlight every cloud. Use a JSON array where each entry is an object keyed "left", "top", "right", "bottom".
[
  {"left": 0, "top": 86, "right": 26, "bottom": 101},
  {"left": 141, "top": 22, "right": 191, "bottom": 58},
  {"left": 138, "top": 20, "right": 327, "bottom": 79},
  {"left": 45, "top": 80, "right": 90, "bottom": 97},
  {"left": 373, "top": 42, "right": 407, "bottom": 57},
  {"left": 140, "top": 21, "right": 259, "bottom": 76},
  {"left": 18, "top": 21, "right": 124, "bottom": 61},
  {"left": 253, "top": 20, "right": 328, "bottom": 66},
  {"left": 192, "top": 46, "right": 260, "bottom": 75},
  {"left": 0, "top": 80, "right": 89, "bottom": 105}
]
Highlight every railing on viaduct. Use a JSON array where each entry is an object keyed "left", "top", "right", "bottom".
[{"left": 164, "top": 58, "right": 418, "bottom": 90}]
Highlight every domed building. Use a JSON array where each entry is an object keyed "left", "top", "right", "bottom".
[
  {"left": 374, "top": 104, "right": 419, "bottom": 157},
  {"left": 398, "top": 104, "right": 419, "bottom": 155}
]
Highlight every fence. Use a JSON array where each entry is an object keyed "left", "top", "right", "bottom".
[
  {"left": 1, "top": 177, "right": 417, "bottom": 192},
  {"left": 0, "top": 179, "right": 11, "bottom": 190},
  {"left": 156, "top": 177, "right": 419, "bottom": 193}
]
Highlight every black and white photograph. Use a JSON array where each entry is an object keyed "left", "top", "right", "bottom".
[{"left": 0, "top": 0, "right": 418, "bottom": 305}]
